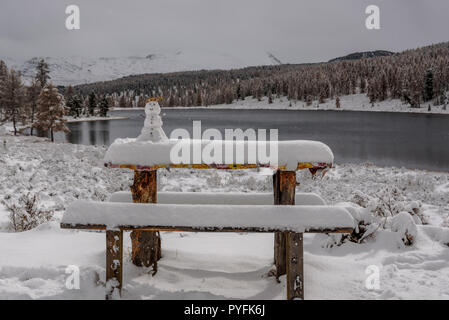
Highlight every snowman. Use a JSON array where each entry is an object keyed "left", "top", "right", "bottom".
[{"left": 137, "top": 100, "right": 168, "bottom": 142}]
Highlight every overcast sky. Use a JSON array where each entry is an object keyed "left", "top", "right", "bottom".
[{"left": 1, "top": 0, "right": 449, "bottom": 63}]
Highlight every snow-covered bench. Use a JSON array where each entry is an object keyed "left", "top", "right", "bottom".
[
  {"left": 61, "top": 200, "right": 354, "bottom": 300},
  {"left": 67, "top": 100, "right": 345, "bottom": 299}
]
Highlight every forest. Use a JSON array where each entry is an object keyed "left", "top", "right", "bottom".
[{"left": 74, "top": 42, "right": 449, "bottom": 109}]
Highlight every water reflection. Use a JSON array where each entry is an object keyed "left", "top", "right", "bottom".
[
  {"left": 62, "top": 120, "right": 112, "bottom": 146},
  {"left": 99, "top": 121, "right": 110, "bottom": 146},
  {"left": 88, "top": 122, "right": 96, "bottom": 145},
  {"left": 66, "top": 123, "right": 83, "bottom": 144}
]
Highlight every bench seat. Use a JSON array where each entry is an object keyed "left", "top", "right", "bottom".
[
  {"left": 60, "top": 199, "right": 354, "bottom": 300},
  {"left": 61, "top": 200, "right": 354, "bottom": 233}
]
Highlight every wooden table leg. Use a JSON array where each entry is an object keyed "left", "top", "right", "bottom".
[
  {"left": 106, "top": 229, "right": 123, "bottom": 300},
  {"left": 273, "top": 170, "right": 296, "bottom": 278},
  {"left": 130, "top": 170, "right": 161, "bottom": 273},
  {"left": 286, "top": 232, "right": 304, "bottom": 300}
]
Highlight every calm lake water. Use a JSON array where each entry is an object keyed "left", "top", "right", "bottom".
[{"left": 51, "top": 109, "right": 449, "bottom": 171}]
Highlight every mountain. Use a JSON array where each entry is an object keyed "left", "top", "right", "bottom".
[
  {"left": 328, "top": 50, "right": 395, "bottom": 63},
  {"left": 3, "top": 49, "right": 396, "bottom": 86},
  {"left": 2, "top": 50, "right": 280, "bottom": 86},
  {"left": 73, "top": 41, "right": 449, "bottom": 109}
]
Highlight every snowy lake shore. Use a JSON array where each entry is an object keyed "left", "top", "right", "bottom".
[
  {"left": 65, "top": 116, "right": 129, "bottom": 123},
  {"left": 0, "top": 115, "right": 129, "bottom": 135},
  {"left": 163, "top": 94, "right": 449, "bottom": 115},
  {"left": 0, "top": 135, "right": 448, "bottom": 299}
]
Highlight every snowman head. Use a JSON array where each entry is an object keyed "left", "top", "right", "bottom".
[{"left": 145, "top": 101, "right": 161, "bottom": 115}]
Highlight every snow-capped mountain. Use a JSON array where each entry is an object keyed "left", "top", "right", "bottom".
[{"left": 3, "top": 50, "right": 281, "bottom": 86}]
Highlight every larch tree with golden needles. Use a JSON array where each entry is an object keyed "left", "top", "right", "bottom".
[{"left": 34, "top": 84, "right": 69, "bottom": 142}]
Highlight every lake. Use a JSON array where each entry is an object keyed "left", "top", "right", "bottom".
[{"left": 52, "top": 109, "right": 449, "bottom": 171}]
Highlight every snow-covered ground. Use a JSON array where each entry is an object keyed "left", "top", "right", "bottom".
[
  {"left": 168, "top": 94, "right": 449, "bottom": 115},
  {"left": 0, "top": 135, "right": 448, "bottom": 299}
]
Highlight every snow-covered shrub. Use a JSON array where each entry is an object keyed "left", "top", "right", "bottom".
[
  {"left": 351, "top": 187, "right": 426, "bottom": 224},
  {"left": 387, "top": 212, "right": 418, "bottom": 246},
  {"left": 370, "top": 186, "right": 405, "bottom": 217},
  {"left": 333, "top": 202, "right": 374, "bottom": 243},
  {"left": 351, "top": 190, "right": 370, "bottom": 208},
  {"left": 336, "top": 194, "right": 419, "bottom": 246},
  {"left": 2, "top": 193, "right": 53, "bottom": 232}
]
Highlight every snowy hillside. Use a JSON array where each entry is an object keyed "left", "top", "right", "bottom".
[{"left": 3, "top": 50, "right": 280, "bottom": 86}]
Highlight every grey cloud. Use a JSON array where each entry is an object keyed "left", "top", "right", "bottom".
[{"left": 1, "top": 0, "right": 448, "bottom": 62}]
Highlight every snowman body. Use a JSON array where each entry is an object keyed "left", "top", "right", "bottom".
[{"left": 137, "top": 101, "right": 168, "bottom": 142}]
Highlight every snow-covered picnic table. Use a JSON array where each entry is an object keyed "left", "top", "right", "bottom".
[
  {"left": 104, "top": 138, "right": 334, "bottom": 172},
  {"left": 61, "top": 100, "right": 349, "bottom": 300}
]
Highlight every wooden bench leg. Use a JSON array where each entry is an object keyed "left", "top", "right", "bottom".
[
  {"left": 130, "top": 170, "right": 161, "bottom": 271},
  {"left": 106, "top": 229, "right": 123, "bottom": 300},
  {"left": 286, "top": 232, "right": 304, "bottom": 300},
  {"left": 273, "top": 170, "right": 296, "bottom": 277}
]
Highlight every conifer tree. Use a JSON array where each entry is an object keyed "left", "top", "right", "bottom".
[
  {"left": 67, "top": 94, "right": 83, "bottom": 118},
  {"left": 0, "top": 60, "right": 8, "bottom": 117},
  {"left": 0, "top": 69, "right": 26, "bottom": 135},
  {"left": 336, "top": 96, "right": 341, "bottom": 108},
  {"left": 87, "top": 92, "right": 97, "bottom": 116},
  {"left": 236, "top": 83, "right": 242, "bottom": 100},
  {"left": 424, "top": 68, "right": 434, "bottom": 102},
  {"left": 268, "top": 91, "right": 273, "bottom": 104},
  {"left": 98, "top": 96, "right": 109, "bottom": 117},
  {"left": 119, "top": 95, "right": 127, "bottom": 108},
  {"left": 82, "top": 97, "right": 89, "bottom": 116},
  {"left": 35, "top": 59, "right": 51, "bottom": 89},
  {"left": 196, "top": 90, "right": 202, "bottom": 106},
  {"left": 34, "top": 84, "right": 69, "bottom": 142},
  {"left": 26, "top": 80, "right": 41, "bottom": 135},
  {"left": 64, "top": 85, "right": 75, "bottom": 101},
  {"left": 0, "top": 60, "right": 7, "bottom": 87},
  {"left": 137, "top": 95, "right": 146, "bottom": 108}
]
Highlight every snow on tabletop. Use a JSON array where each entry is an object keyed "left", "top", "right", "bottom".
[
  {"left": 62, "top": 200, "right": 354, "bottom": 232},
  {"left": 104, "top": 139, "right": 334, "bottom": 171}
]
